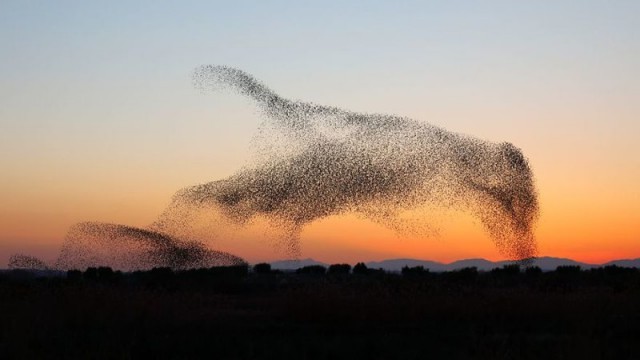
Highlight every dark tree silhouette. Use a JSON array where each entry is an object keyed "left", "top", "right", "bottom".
[
  {"left": 328, "top": 264, "right": 351, "bottom": 275},
  {"left": 83, "top": 267, "right": 98, "bottom": 281},
  {"left": 66, "top": 270, "right": 82, "bottom": 282},
  {"left": 352, "top": 262, "right": 369, "bottom": 275},
  {"left": 296, "top": 265, "right": 326, "bottom": 275},
  {"left": 253, "top": 263, "right": 272, "bottom": 274},
  {"left": 444, "top": 267, "right": 478, "bottom": 284},
  {"left": 401, "top": 265, "right": 428, "bottom": 277}
]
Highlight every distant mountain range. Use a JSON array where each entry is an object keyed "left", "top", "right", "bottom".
[{"left": 269, "top": 257, "right": 640, "bottom": 272}]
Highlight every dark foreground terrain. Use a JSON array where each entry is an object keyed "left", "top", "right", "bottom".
[{"left": 1, "top": 263, "right": 639, "bottom": 360}]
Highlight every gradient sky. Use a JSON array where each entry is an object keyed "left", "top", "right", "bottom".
[{"left": 1, "top": 1, "right": 638, "bottom": 266}]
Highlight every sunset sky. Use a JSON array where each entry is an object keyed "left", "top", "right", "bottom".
[{"left": 1, "top": 1, "right": 638, "bottom": 266}]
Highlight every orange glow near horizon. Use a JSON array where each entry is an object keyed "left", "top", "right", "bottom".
[
  {"left": 1, "top": 137, "right": 639, "bottom": 267},
  {"left": 3, "top": 197, "right": 637, "bottom": 267}
]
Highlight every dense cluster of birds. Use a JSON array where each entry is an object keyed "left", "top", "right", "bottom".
[
  {"left": 10, "top": 65, "right": 539, "bottom": 271},
  {"left": 8, "top": 254, "right": 50, "bottom": 271},
  {"left": 9, "top": 223, "right": 245, "bottom": 272},
  {"left": 154, "top": 65, "right": 539, "bottom": 259},
  {"left": 54, "top": 223, "right": 245, "bottom": 271}
]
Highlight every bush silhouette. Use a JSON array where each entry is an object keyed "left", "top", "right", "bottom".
[
  {"left": 444, "top": 267, "right": 478, "bottom": 284},
  {"left": 253, "top": 263, "right": 272, "bottom": 274},
  {"left": 525, "top": 266, "right": 542, "bottom": 275},
  {"left": 328, "top": 264, "right": 351, "bottom": 275},
  {"left": 296, "top": 265, "right": 326, "bottom": 275},
  {"left": 83, "top": 267, "right": 99, "bottom": 281},
  {"left": 97, "top": 267, "right": 116, "bottom": 282},
  {"left": 401, "top": 266, "right": 428, "bottom": 277},
  {"left": 491, "top": 264, "right": 521, "bottom": 275},
  {"left": 66, "top": 269, "right": 82, "bottom": 282},
  {"left": 556, "top": 265, "right": 581, "bottom": 274},
  {"left": 206, "top": 265, "right": 249, "bottom": 278},
  {"left": 352, "top": 262, "right": 369, "bottom": 275}
]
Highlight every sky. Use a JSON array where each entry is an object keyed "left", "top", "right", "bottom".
[{"left": 1, "top": 1, "right": 638, "bottom": 266}]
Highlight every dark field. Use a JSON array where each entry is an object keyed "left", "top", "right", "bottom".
[{"left": 1, "top": 264, "right": 639, "bottom": 359}]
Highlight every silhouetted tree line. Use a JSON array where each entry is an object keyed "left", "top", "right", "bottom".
[
  {"left": 1, "top": 263, "right": 639, "bottom": 359},
  {"left": 1, "top": 263, "right": 639, "bottom": 293},
  {"left": 394, "top": 264, "right": 640, "bottom": 291}
]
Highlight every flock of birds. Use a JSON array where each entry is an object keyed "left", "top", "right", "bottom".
[{"left": 10, "top": 66, "right": 539, "bottom": 271}]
